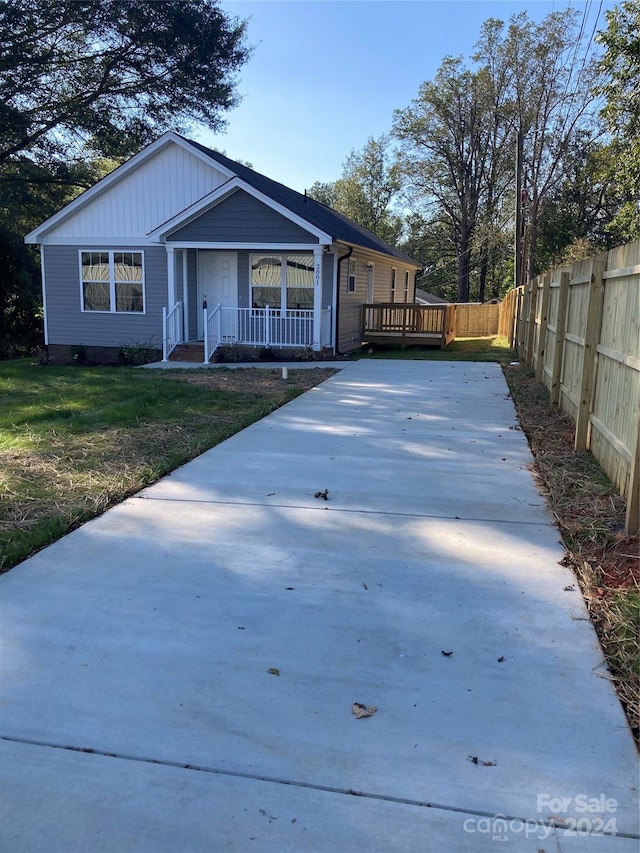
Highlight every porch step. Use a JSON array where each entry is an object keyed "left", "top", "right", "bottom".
[{"left": 169, "top": 343, "right": 205, "bottom": 362}]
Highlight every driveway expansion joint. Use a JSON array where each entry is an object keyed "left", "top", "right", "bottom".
[
  {"left": 133, "top": 494, "right": 550, "bottom": 526},
  {"left": 2, "top": 735, "right": 636, "bottom": 841}
]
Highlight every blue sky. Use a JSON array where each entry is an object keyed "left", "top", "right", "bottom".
[{"left": 199, "top": 1, "right": 612, "bottom": 192}]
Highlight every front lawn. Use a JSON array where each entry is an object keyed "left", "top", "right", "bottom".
[
  {"left": 359, "top": 335, "right": 516, "bottom": 363},
  {"left": 0, "top": 361, "right": 334, "bottom": 572}
]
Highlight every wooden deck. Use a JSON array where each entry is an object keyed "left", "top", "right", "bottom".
[{"left": 361, "top": 303, "right": 456, "bottom": 349}]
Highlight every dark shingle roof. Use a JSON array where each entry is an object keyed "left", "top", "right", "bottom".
[{"left": 183, "top": 136, "right": 418, "bottom": 266}]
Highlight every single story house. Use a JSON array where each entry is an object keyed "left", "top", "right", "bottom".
[{"left": 25, "top": 132, "right": 420, "bottom": 363}]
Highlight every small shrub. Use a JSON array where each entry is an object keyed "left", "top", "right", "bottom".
[{"left": 118, "top": 341, "right": 158, "bottom": 366}]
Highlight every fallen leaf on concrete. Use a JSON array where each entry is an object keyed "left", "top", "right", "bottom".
[
  {"left": 259, "top": 809, "right": 278, "bottom": 822},
  {"left": 267, "top": 668, "right": 280, "bottom": 676},
  {"left": 467, "top": 755, "right": 497, "bottom": 766},
  {"left": 362, "top": 582, "right": 368, "bottom": 590},
  {"left": 285, "top": 586, "right": 295, "bottom": 590},
  {"left": 497, "top": 656, "right": 505, "bottom": 663},
  {"left": 563, "top": 584, "right": 575, "bottom": 591},
  {"left": 441, "top": 650, "right": 453, "bottom": 657},
  {"left": 352, "top": 702, "right": 377, "bottom": 719},
  {"left": 266, "top": 492, "right": 276, "bottom": 496},
  {"left": 314, "top": 488, "right": 329, "bottom": 500}
]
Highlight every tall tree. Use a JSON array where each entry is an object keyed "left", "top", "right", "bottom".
[
  {"left": 475, "top": 10, "right": 601, "bottom": 283},
  {"left": 308, "top": 135, "right": 403, "bottom": 246},
  {"left": 393, "top": 57, "right": 503, "bottom": 301},
  {"left": 595, "top": 0, "right": 640, "bottom": 242},
  {"left": 0, "top": 0, "right": 250, "bottom": 357},
  {"left": 0, "top": 0, "right": 250, "bottom": 163}
]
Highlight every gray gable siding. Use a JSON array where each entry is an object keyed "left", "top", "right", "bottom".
[
  {"left": 43, "top": 245, "right": 166, "bottom": 348},
  {"left": 167, "top": 190, "right": 318, "bottom": 244}
]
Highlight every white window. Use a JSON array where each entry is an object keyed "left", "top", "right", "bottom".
[
  {"left": 80, "top": 251, "right": 144, "bottom": 313},
  {"left": 347, "top": 259, "right": 356, "bottom": 293},
  {"left": 390, "top": 267, "right": 397, "bottom": 302},
  {"left": 250, "top": 254, "right": 314, "bottom": 313},
  {"left": 404, "top": 270, "right": 410, "bottom": 300}
]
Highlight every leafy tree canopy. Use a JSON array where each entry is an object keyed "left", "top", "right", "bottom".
[
  {"left": 0, "top": 0, "right": 250, "bottom": 164},
  {"left": 308, "top": 135, "right": 403, "bottom": 246},
  {"left": 595, "top": 0, "right": 640, "bottom": 242}
]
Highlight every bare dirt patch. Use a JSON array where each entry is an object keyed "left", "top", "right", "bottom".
[{"left": 170, "top": 367, "right": 338, "bottom": 396}]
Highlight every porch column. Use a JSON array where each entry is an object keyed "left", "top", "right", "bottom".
[
  {"left": 167, "top": 246, "right": 176, "bottom": 312},
  {"left": 312, "top": 246, "right": 323, "bottom": 351},
  {"left": 182, "top": 250, "right": 189, "bottom": 341}
]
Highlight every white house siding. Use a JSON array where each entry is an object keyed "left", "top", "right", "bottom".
[
  {"left": 44, "top": 143, "right": 229, "bottom": 241},
  {"left": 43, "top": 245, "right": 166, "bottom": 348},
  {"left": 166, "top": 190, "right": 319, "bottom": 244}
]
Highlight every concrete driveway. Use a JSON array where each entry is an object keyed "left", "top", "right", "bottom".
[{"left": 1, "top": 359, "right": 638, "bottom": 851}]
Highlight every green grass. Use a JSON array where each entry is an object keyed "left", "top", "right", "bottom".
[
  {"left": 0, "top": 360, "right": 319, "bottom": 572},
  {"left": 358, "top": 336, "right": 516, "bottom": 363}
]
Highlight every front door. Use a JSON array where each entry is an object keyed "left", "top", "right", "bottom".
[{"left": 197, "top": 251, "right": 238, "bottom": 339}]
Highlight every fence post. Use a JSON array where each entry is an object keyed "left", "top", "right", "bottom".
[
  {"left": 574, "top": 255, "right": 606, "bottom": 451},
  {"left": 549, "top": 270, "right": 569, "bottom": 406},
  {"left": 525, "top": 277, "right": 538, "bottom": 367},
  {"left": 626, "top": 411, "right": 640, "bottom": 535},
  {"left": 534, "top": 273, "right": 551, "bottom": 383},
  {"left": 265, "top": 305, "right": 271, "bottom": 347}
]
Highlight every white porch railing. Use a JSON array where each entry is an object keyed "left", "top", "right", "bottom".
[
  {"left": 212, "top": 306, "right": 328, "bottom": 350},
  {"left": 162, "top": 301, "right": 183, "bottom": 361},
  {"left": 169, "top": 304, "right": 333, "bottom": 362},
  {"left": 203, "top": 304, "right": 222, "bottom": 363}
]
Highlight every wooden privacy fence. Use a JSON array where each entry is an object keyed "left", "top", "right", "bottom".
[
  {"left": 505, "top": 239, "right": 640, "bottom": 535},
  {"left": 455, "top": 303, "right": 501, "bottom": 337}
]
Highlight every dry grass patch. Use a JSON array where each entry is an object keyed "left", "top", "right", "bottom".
[
  {"left": 504, "top": 363, "right": 639, "bottom": 746},
  {"left": 0, "top": 363, "right": 337, "bottom": 572}
]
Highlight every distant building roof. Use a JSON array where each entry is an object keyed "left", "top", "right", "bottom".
[{"left": 415, "top": 288, "right": 450, "bottom": 304}]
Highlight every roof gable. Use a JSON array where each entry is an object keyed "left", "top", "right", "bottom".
[
  {"left": 25, "top": 133, "right": 234, "bottom": 244},
  {"left": 26, "top": 131, "right": 419, "bottom": 266},
  {"left": 180, "top": 137, "right": 419, "bottom": 265},
  {"left": 166, "top": 188, "right": 320, "bottom": 244}
]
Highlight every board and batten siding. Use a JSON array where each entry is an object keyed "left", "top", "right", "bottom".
[
  {"left": 167, "top": 190, "right": 319, "bottom": 244},
  {"left": 43, "top": 245, "right": 166, "bottom": 347},
  {"left": 44, "top": 143, "right": 229, "bottom": 241}
]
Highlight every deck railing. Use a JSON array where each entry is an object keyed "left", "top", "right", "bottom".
[
  {"left": 362, "top": 303, "right": 456, "bottom": 347},
  {"left": 162, "top": 301, "right": 184, "bottom": 361}
]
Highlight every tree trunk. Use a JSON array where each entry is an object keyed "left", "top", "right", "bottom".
[
  {"left": 478, "top": 246, "right": 488, "bottom": 303},
  {"left": 457, "top": 229, "right": 471, "bottom": 302}
]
